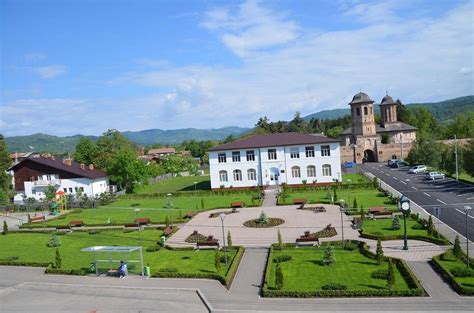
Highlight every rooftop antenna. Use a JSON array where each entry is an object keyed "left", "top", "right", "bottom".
[{"left": 386, "top": 90, "right": 388, "bottom": 96}]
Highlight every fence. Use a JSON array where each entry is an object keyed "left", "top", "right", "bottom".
[{"left": 147, "top": 173, "right": 173, "bottom": 185}]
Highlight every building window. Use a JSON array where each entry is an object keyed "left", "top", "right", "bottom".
[
  {"left": 218, "top": 153, "right": 226, "bottom": 163},
  {"left": 233, "top": 169, "right": 242, "bottom": 181},
  {"left": 232, "top": 151, "right": 241, "bottom": 162},
  {"left": 246, "top": 150, "right": 255, "bottom": 161},
  {"left": 305, "top": 146, "right": 315, "bottom": 157},
  {"left": 74, "top": 187, "right": 78, "bottom": 192},
  {"left": 321, "top": 145, "right": 331, "bottom": 156},
  {"left": 247, "top": 169, "right": 257, "bottom": 181},
  {"left": 356, "top": 107, "right": 360, "bottom": 116},
  {"left": 291, "top": 166, "right": 301, "bottom": 178},
  {"left": 268, "top": 149, "right": 277, "bottom": 160},
  {"left": 307, "top": 165, "right": 316, "bottom": 177},
  {"left": 69, "top": 188, "right": 73, "bottom": 193},
  {"left": 80, "top": 187, "right": 84, "bottom": 192},
  {"left": 63, "top": 188, "right": 67, "bottom": 193},
  {"left": 364, "top": 107, "right": 368, "bottom": 115},
  {"left": 322, "top": 164, "right": 332, "bottom": 176},
  {"left": 219, "top": 170, "right": 228, "bottom": 182},
  {"left": 290, "top": 147, "right": 299, "bottom": 159}
]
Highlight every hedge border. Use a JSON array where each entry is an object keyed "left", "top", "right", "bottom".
[
  {"left": 152, "top": 246, "right": 245, "bottom": 288},
  {"left": 0, "top": 261, "right": 51, "bottom": 267},
  {"left": 431, "top": 251, "right": 474, "bottom": 296},
  {"left": 261, "top": 240, "right": 425, "bottom": 298}
]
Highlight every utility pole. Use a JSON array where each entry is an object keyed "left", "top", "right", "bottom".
[
  {"left": 400, "top": 133, "right": 403, "bottom": 160},
  {"left": 454, "top": 135, "right": 459, "bottom": 181}
]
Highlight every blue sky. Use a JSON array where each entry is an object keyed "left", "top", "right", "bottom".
[{"left": 1, "top": 0, "right": 472, "bottom": 136}]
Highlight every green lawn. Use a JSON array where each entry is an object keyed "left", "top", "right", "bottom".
[
  {"left": 134, "top": 175, "right": 211, "bottom": 194},
  {"left": 434, "top": 253, "right": 474, "bottom": 290},
  {"left": 361, "top": 217, "right": 430, "bottom": 237},
  {"left": 267, "top": 246, "right": 410, "bottom": 291},
  {"left": 342, "top": 173, "right": 371, "bottom": 185},
  {"left": 0, "top": 230, "right": 236, "bottom": 277},
  {"left": 279, "top": 188, "right": 396, "bottom": 210}
]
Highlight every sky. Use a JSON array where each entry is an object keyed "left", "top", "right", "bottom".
[{"left": 0, "top": 0, "right": 472, "bottom": 137}]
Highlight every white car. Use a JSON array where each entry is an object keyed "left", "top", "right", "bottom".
[
  {"left": 426, "top": 172, "right": 445, "bottom": 180},
  {"left": 408, "top": 165, "right": 427, "bottom": 174}
]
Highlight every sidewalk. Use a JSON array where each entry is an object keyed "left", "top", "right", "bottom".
[{"left": 262, "top": 187, "right": 278, "bottom": 207}]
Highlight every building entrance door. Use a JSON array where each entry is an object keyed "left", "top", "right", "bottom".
[{"left": 269, "top": 167, "right": 280, "bottom": 185}]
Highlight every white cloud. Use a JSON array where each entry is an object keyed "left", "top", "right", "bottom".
[
  {"left": 32, "top": 65, "right": 67, "bottom": 78},
  {"left": 202, "top": 0, "right": 299, "bottom": 56}
]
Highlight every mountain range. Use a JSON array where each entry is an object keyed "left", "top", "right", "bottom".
[{"left": 5, "top": 95, "right": 473, "bottom": 153}]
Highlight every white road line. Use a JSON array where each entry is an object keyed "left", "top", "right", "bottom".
[
  {"left": 401, "top": 181, "right": 407, "bottom": 185},
  {"left": 467, "top": 197, "right": 474, "bottom": 200},
  {"left": 385, "top": 173, "right": 390, "bottom": 177},
  {"left": 423, "top": 192, "right": 431, "bottom": 197},
  {"left": 412, "top": 186, "right": 418, "bottom": 190},
  {"left": 393, "top": 177, "right": 398, "bottom": 180},
  {"left": 455, "top": 209, "right": 474, "bottom": 219},
  {"left": 437, "top": 199, "right": 447, "bottom": 205}
]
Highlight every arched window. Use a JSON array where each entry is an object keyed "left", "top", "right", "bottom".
[
  {"left": 356, "top": 107, "right": 360, "bottom": 116},
  {"left": 322, "top": 164, "right": 332, "bottom": 176},
  {"left": 307, "top": 165, "right": 316, "bottom": 177},
  {"left": 219, "top": 170, "right": 228, "bottom": 182},
  {"left": 291, "top": 166, "right": 301, "bottom": 178},
  {"left": 247, "top": 169, "right": 257, "bottom": 181},
  {"left": 364, "top": 107, "right": 368, "bottom": 115},
  {"left": 233, "top": 169, "right": 242, "bottom": 181}
]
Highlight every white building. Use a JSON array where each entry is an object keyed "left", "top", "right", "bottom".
[
  {"left": 208, "top": 133, "right": 342, "bottom": 189},
  {"left": 9, "top": 155, "right": 111, "bottom": 203}
]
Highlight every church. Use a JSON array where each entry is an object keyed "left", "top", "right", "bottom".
[{"left": 340, "top": 92, "right": 417, "bottom": 163}]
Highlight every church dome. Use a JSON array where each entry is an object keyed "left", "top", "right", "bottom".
[
  {"left": 349, "top": 92, "right": 374, "bottom": 105},
  {"left": 380, "top": 95, "right": 396, "bottom": 105}
]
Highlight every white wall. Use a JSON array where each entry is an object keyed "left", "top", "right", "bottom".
[{"left": 209, "top": 142, "right": 342, "bottom": 189}]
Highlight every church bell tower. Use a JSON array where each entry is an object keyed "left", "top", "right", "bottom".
[{"left": 349, "top": 92, "right": 377, "bottom": 136}]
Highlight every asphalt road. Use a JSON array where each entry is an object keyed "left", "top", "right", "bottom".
[{"left": 359, "top": 163, "right": 474, "bottom": 241}]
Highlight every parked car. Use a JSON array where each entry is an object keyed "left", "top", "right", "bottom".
[
  {"left": 388, "top": 159, "right": 408, "bottom": 168},
  {"left": 344, "top": 161, "right": 355, "bottom": 168},
  {"left": 408, "top": 165, "right": 427, "bottom": 174},
  {"left": 426, "top": 171, "right": 445, "bottom": 180},
  {"left": 388, "top": 159, "right": 398, "bottom": 167}
]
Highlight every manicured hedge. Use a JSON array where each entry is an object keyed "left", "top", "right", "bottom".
[
  {"left": 431, "top": 252, "right": 474, "bottom": 296},
  {"left": 152, "top": 246, "right": 245, "bottom": 288},
  {"left": 0, "top": 261, "right": 51, "bottom": 267},
  {"left": 45, "top": 267, "right": 86, "bottom": 276},
  {"left": 262, "top": 241, "right": 425, "bottom": 298}
]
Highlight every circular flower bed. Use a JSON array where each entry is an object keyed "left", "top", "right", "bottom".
[{"left": 243, "top": 217, "right": 284, "bottom": 228}]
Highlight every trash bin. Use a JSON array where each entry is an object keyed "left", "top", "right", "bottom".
[
  {"left": 144, "top": 266, "right": 151, "bottom": 277},
  {"left": 160, "top": 236, "right": 166, "bottom": 246},
  {"left": 90, "top": 262, "right": 96, "bottom": 273}
]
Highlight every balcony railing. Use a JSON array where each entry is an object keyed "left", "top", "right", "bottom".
[{"left": 33, "top": 179, "right": 61, "bottom": 187}]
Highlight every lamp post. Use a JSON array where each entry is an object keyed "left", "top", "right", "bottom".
[
  {"left": 219, "top": 213, "right": 228, "bottom": 267},
  {"left": 339, "top": 199, "right": 346, "bottom": 249},
  {"left": 167, "top": 193, "right": 173, "bottom": 225},
  {"left": 464, "top": 206, "right": 472, "bottom": 268},
  {"left": 134, "top": 208, "right": 142, "bottom": 247},
  {"left": 399, "top": 195, "right": 410, "bottom": 250},
  {"left": 454, "top": 135, "right": 459, "bottom": 181}
]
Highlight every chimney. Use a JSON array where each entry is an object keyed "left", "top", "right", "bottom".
[
  {"left": 63, "top": 158, "right": 72, "bottom": 166},
  {"left": 88, "top": 164, "right": 94, "bottom": 171},
  {"left": 80, "top": 163, "right": 85, "bottom": 170}
]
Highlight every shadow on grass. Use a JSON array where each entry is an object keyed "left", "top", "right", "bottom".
[
  {"left": 198, "top": 269, "right": 216, "bottom": 274},
  {"left": 180, "top": 181, "right": 211, "bottom": 191},
  {"left": 358, "top": 283, "right": 385, "bottom": 290},
  {"left": 308, "top": 260, "right": 326, "bottom": 266},
  {"left": 351, "top": 260, "right": 378, "bottom": 266}
]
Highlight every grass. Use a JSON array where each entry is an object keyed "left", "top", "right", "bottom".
[
  {"left": 434, "top": 253, "right": 474, "bottom": 290},
  {"left": 267, "top": 246, "right": 410, "bottom": 291},
  {"left": 342, "top": 173, "right": 371, "bottom": 185},
  {"left": 0, "top": 230, "right": 237, "bottom": 278},
  {"left": 134, "top": 175, "right": 211, "bottom": 194},
  {"left": 361, "top": 217, "right": 430, "bottom": 237},
  {"left": 279, "top": 188, "right": 397, "bottom": 210}
]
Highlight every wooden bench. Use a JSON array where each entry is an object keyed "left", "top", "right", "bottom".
[
  {"left": 368, "top": 207, "right": 392, "bottom": 216},
  {"left": 31, "top": 216, "right": 45, "bottom": 222},
  {"left": 184, "top": 211, "right": 194, "bottom": 219},
  {"left": 69, "top": 220, "right": 84, "bottom": 227},
  {"left": 231, "top": 201, "right": 245, "bottom": 208},
  {"left": 296, "top": 237, "right": 319, "bottom": 246},
  {"left": 293, "top": 198, "right": 307, "bottom": 205},
  {"left": 163, "top": 226, "right": 174, "bottom": 236},
  {"left": 107, "top": 269, "right": 118, "bottom": 277},
  {"left": 134, "top": 217, "right": 150, "bottom": 225}
]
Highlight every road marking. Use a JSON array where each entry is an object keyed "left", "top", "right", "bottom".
[
  {"left": 458, "top": 194, "right": 464, "bottom": 197},
  {"left": 455, "top": 209, "right": 474, "bottom": 219},
  {"left": 437, "top": 199, "right": 447, "bottom": 205},
  {"left": 401, "top": 181, "right": 407, "bottom": 185},
  {"left": 412, "top": 186, "right": 418, "bottom": 190},
  {"left": 393, "top": 177, "right": 398, "bottom": 180},
  {"left": 423, "top": 192, "right": 431, "bottom": 197},
  {"left": 467, "top": 197, "right": 474, "bottom": 200},
  {"left": 385, "top": 173, "right": 390, "bottom": 177}
]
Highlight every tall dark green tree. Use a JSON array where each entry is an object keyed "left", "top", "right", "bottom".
[
  {"left": 0, "top": 134, "right": 12, "bottom": 205},
  {"left": 73, "top": 137, "right": 97, "bottom": 165},
  {"left": 288, "top": 112, "right": 306, "bottom": 132},
  {"left": 440, "top": 144, "right": 460, "bottom": 176},
  {"left": 462, "top": 139, "right": 474, "bottom": 178}
]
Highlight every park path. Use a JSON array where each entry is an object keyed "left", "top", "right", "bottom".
[
  {"left": 228, "top": 247, "right": 268, "bottom": 298},
  {"left": 261, "top": 187, "right": 278, "bottom": 207}
]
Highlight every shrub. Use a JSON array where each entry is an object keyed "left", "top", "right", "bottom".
[
  {"left": 258, "top": 211, "right": 269, "bottom": 224},
  {"left": 453, "top": 235, "right": 462, "bottom": 258},
  {"left": 427, "top": 215, "right": 434, "bottom": 235},
  {"left": 322, "top": 283, "right": 347, "bottom": 290},
  {"left": 47, "top": 234, "right": 61, "bottom": 247},
  {"left": 54, "top": 248, "right": 62, "bottom": 269},
  {"left": 372, "top": 269, "right": 389, "bottom": 279},
  {"left": 273, "top": 255, "right": 292, "bottom": 263},
  {"left": 322, "top": 245, "right": 335, "bottom": 266},
  {"left": 227, "top": 231, "right": 233, "bottom": 247},
  {"left": 275, "top": 264, "right": 283, "bottom": 290},
  {"left": 411, "top": 223, "right": 424, "bottom": 230},
  {"left": 450, "top": 267, "right": 474, "bottom": 278},
  {"left": 353, "top": 198, "right": 358, "bottom": 209},
  {"left": 165, "top": 215, "right": 170, "bottom": 227},
  {"left": 145, "top": 246, "right": 161, "bottom": 252},
  {"left": 277, "top": 229, "right": 283, "bottom": 248},
  {"left": 376, "top": 238, "right": 384, "bottom": 265},
  {"left": 391, "top": 216, "right": 401, "bottom": 230},
  {"left": 88, "top": 230, "right": 101, "bottom": 235},
  {"left": 2, "top": 221, "right": 8, "bottom": 235},
  {"left": 182, "top": 256, "right": 190, "bottom": 260},
  {"left": 343, "top": 242, "right": 358, "bottom": 251},
  {"left": 158, "top": 267, "right": 178, "bottom": 273},
  {"left": 387, "top": 259, "right": 395, "bottom": 290}
]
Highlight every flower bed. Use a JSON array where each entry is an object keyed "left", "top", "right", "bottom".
[{"left": 243, "top": 218, "right": 284, "bottom": 228}]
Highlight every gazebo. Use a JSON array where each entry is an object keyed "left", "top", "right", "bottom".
[{"left": 81, "top": 246, "right": 144, "bottom": 276}]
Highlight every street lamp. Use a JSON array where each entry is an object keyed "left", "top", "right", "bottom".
[
  {"left": 339, "top": 200, "right": 346, "bottom": 249},
  {"left": 464, "top": 206, "right": 472, "bottom": 268},
  {"left": 166, "top": 193, "right": 173, "bottom": 226},
  {"left": 453, "top": 135, "right": 459, "bottom": 181},
  {"left": 134, "top": 208, "right": 142, "bottom": 247},
  {"left": 399, "top": 195, "right": 411, "bottom": 250},
  {"left": 219, "top": 213, "right": 228, "bottom": 267}
]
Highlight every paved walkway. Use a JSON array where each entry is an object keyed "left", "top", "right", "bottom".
[{"left": 261, "top": 187, "right": 278, "bottom": 207}]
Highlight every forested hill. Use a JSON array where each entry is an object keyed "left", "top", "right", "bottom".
[
  {"left": 303, "top": 95, "right": 474, "bottom": 121},
  {"left": 5, "top": 126, "right": 250, "bottom": 153}
]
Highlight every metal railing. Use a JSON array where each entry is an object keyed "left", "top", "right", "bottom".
[{"left": 33, "top": 179, "right": 61, "bottom": 187}]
